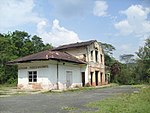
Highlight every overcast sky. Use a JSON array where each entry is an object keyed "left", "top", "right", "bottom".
[{"left": 0, "top": 0, "right": 150, "bottom": 59}]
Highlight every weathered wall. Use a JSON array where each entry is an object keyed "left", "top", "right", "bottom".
[
  {"left": 17, "top": 41, "right": 107, "bottom": 90},
  {"left": 57, "top": 41, "right": 107, "bottom": 86},
  {"left": 18, "top": 60, "right": 85, "bottom": 90}
]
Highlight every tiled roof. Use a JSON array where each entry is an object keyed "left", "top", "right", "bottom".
[
  {"left": 9, "top": 50, "right": 85, "bottom": 64},
  {"left": 52, "top": 40, "right": 96, "bottom": 51}
]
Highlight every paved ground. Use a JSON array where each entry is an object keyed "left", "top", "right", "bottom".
[{"left": 0, "top": 85, "right": 139, "bottom": 113}]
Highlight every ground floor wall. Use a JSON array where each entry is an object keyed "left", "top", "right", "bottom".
[
  {"left": 82, "top": 65, "right": 108, "bottom": 87},
  {"left": 17, "top": 61, "right": 107, "bottom": 90},
  {"left": 17, "top": 61, "right": 84, "bottom": 90}
]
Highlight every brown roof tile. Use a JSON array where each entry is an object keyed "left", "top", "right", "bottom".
[
  {"left": 9, "top": 50, "right": 86, "bottom": 64},
  {"left": 52, "top": 40, "right": 96, "bottom": 51}
]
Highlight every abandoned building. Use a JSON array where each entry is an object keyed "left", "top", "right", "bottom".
[{"left": 9, "top": 40, "right": 107, "bottom": 90}]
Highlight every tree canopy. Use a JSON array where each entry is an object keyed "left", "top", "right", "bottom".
[
  {"left": 120, "top": 54, "right": 135, "bottom": 64},
  {"left": 0, "top": 30, "right": 53, "bottom": 84}
]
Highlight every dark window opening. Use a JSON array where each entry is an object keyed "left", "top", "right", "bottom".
[
  {"left": 91, "top": 51, "right": 93, "bottom": 60},
  {"left": 101, "top": 54, "right": 103, "bottom": 63},
  {"left": 28, "top": 71, "right": 37, "bottom": 83},
  {"left": 95, "top": 51, "right": 98, "bottom": 62}
]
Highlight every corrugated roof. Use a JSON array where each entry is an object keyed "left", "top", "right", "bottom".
[
  {"left": 52, "top": 40, "right": 97, "bottom": 51},
  {"left": 8, "top": 50, "right": 86, "bottom": 64}
]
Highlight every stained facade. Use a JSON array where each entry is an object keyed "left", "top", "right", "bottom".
[
  {"left": 53, "top": 40, "right": 107, "bottom": 87},
  {"left": 9, "top": 40, "right": 107, "bottom": 90}
]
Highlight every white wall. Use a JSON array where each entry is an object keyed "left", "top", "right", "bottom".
[
  {"left": 58, "top": 62, "right": 83, "bottom": 89},
  {"left": 18, "top": 60, "right": 85, "bottom": 90}
]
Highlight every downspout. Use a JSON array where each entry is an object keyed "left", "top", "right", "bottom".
[
  {"left": 57, "top": 61, "right": 59, "bottom": 90},
  {"left": 86, "top": 46, "right": 90, "bottom": 85}
]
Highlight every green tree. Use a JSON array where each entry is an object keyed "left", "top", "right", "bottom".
[
  {"left": 120, "top": 54, "right": 134, "bottom": 64},
  {"left": 99, "top": 42, "right": 117, "bottom": 83},
  {"left": 135, "top": 38, "right": 150, "bottom": 83},
  {"left": 99, "top": 42, "right": 116, "bottom": 66},
  {"left": 0, "top": 30, "right": 53, "bottom": 84},
  {"left": 110, "top": 62, "right": 121, "bottom": 83},
  {"left": 101, "top": 43, "right": 116, "bottom": 56},
  {"left": 32, "top": 35, "right": 45, "bottom": 53},
  {"left": 10, "top": 30, "right": 30, "bottom": 57}
]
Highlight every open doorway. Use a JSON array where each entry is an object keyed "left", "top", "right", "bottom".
[
  {"left": 100, "top": 72, "right": 103, "bottom": 85},
  {"left": 90, "top": 72, "right": 93, "bottom": 86},
  {"left": 81, "top": 72, "right": 85, "bottom": 87},
  {"left": 95, "top": 71, "right": 99, "bottom": 86}
]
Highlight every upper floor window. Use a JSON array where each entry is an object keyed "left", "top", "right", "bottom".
[
  {"left": 95, "top": 50, "right": 98, "bottom": 62},
  {"left": 91, "top": 51, "right": 93, "bottom": 60},
  {"left": 100, "top": 54, "right": 103, "bottom": 63},
  {"left": 28, "top": 71, "right": 37, "bottom": 83}
]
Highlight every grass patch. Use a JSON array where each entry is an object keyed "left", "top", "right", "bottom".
[
  {"left": 62, "top": 106, "right": 78, "bottom": 111},
  {"left": 0, "top": 83, "right": 17, "bottom": 87},
  {"left": 86, "top": 86, "right": 150, "bottom": 113},
  {"left": 0, "top": 84, "right": 17, "bottom": 90}
]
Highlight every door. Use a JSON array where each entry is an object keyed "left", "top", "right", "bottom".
[
  {"left": 66, "top": 71, "right": 72, "bottom": 88},
  {"left": 81, "top": 72, "right": 85, "bottom": 87}
]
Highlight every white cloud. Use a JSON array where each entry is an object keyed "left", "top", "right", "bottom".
[
  {"left": 93, "top": 1, "right": 108, "bottom": 17},
  {"left": 0, "top": 0, "right": 43, "bottom": 32},
  {"left": 115, "top": 20, "right": 133, "bottom": 35},
  {"left": 114, "top": 5, "right": 150, "bottom": 36},
  {"left": 37, "top": 19, "right": 81, "bottom": 47}
]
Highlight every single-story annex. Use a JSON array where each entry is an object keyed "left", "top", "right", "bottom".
[{"left": 9, "top": 40, "right": 108, "bottom": 90}]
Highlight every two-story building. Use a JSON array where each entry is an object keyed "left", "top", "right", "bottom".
[
  {"left": 53, "top": 40, "right": 107, "bottom": 87},
  {"left": 9, "top": 40, "right": 107, "bottom": 90}
]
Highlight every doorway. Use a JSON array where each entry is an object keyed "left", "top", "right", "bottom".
[
  {"left": 100, "top": 72, "right": 103, "bottom": 84},
  {"left": 81, "top": 72, "right": 85, "bottom": 87},
  {"left": 90, "top": 72, "right": 93, "bottom": 86},
  {"left": 95, "top": 71, "right": 99, "bottom": 86}
]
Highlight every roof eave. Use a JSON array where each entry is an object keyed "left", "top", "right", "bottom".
[{"left": 7, "top": 58, "right": 86, "bottom": 65}]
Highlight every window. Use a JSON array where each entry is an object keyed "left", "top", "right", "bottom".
[
  {"left": 28, "top": 71, "right": 37, "bottom": 83},
  {"left": 91, "top": 51, "right": 93, "bottom": 60},
  {"left": 101, "top": 54, "right": 103, "bottom": 63},
  {"left": 95, "top": 50, "right": 98, "bottom": 62}
]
